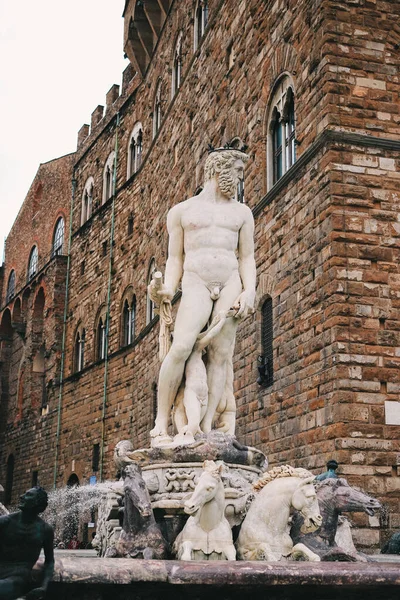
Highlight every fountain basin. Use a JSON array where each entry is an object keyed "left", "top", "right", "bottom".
[{"left": 46, "top": 557, "right": 400, "bottom": 600}]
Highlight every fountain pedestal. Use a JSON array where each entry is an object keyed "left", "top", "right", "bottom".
[{"left": 95, "top": 433, "right": 267, "bottom": 555}]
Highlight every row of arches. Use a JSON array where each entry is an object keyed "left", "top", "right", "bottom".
[
  {"left": 5, "top": 217, "right": 65, "bottom": 305},
  {"left": 1, "top": 286, "right": 45, "bottom": 340},
  {"left": 73, "top": 261, "right": 156, "bottom": 373}
]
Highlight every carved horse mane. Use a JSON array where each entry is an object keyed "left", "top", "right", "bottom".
[{"left": 253, "top": 465, "right": 314, "bottom": 491}]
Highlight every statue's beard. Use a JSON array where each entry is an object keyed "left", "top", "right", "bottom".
[{"left": 218, "top": 168, "right": 237, "bottom": 198}]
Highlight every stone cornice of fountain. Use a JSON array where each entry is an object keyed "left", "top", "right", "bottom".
[{"left": 40, "top": 557, "right": 400, "bottom": 599}]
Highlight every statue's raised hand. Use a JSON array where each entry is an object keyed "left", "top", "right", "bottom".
[{"left": 233, "top": 290, "right": 256, "bottom": 319}]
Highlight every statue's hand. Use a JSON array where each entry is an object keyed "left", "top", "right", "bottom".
[
  {"left": 147, "top": 280, "right": 174, "bottom": 305},
  {"left": 233, "top": 290, "right": 256, "bottom": 319}
]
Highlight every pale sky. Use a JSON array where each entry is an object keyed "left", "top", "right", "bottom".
[{"left": 0, "top": 1, "right": 127, "bottom": 259}]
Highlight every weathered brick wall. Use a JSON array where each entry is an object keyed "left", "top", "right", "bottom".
[
  {"left": 0, "top": 154, "right": 73, "bottom": 504},
  {"left": 0, "top": 154, "right": 73, "bottom": 307},
  {"left": 1, "top": 0, "right": 399, "bottom": 549}
]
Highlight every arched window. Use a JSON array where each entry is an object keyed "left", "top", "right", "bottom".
[
  {"left": 172, "top": 33, "right": 183, "bottom": 97},
  {"left": 194, "top": 1, "right": 209, "bottom": 50},
  {"left": 81, "top": 177, "right": 94, "bottom": 224},
  {"left": 258, "top": 297, "right": 273, "bottom": 388},
  {"left": 6, "top": 270, "right": 15, "bottom": 303},
  {"left": 102, "top": 152, "right": 115, "bottom": 204},
  {"left": 74, "top": 327, "right": 86, "bottom": 372},
  {"left": 96, "top": 315, "right": 107, "bottom": 361},
  {"left": 122, "top": 296, "right": 136, "bottom": 346},
  {"left": 28, "top": 246, "right": 38, "bottom": 281},
  {"left": 52, "top": 217, "right": 65, "bottom": 256},
  {"left": 267, "top": 76, "right": 296, "bottom": 189},
  {"left": 153, "top": 82, "right": 162, "bottom": 139},
  {"left": 146, "top": 260, "right": 157, "bottom": 324},
  {"left": 127, "top": 122, "right": 143, "bottom": 178}
]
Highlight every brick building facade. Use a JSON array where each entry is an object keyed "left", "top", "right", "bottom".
[{"left": 1, "top": 0, "right": 400, "bottom": 549}]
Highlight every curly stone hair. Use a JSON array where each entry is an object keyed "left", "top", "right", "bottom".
[{"left": 204, "top": 149, "right": 249, "bottom": 183}]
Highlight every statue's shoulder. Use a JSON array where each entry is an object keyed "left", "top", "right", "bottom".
[
  {"left": 0, "top": 512, "right": 15, "bottom": 529},
  {"left": 168, "top": 197, "right": 194, "bottom": 218},
  {"left": 237, "top": 201, "right": 254, "bottom": 224}
]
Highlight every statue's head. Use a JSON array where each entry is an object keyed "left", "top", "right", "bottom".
[
  {"left": 327, "top": 459, "right": 338, "bottom": 471},
  {"left": 204, "top": 147, "right": 249, "bottom": 198},
  {"left": 18, "top": 486, "right": 48, "bottom": 514}
]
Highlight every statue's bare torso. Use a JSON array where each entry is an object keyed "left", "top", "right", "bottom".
[{"left": 178, "top": 195, "right": 246, "bottom": 287}]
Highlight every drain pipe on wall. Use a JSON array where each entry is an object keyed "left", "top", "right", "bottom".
[
  {"left": 100, "top": 113, "right": 120, "bottom": 482},
  {"left": 53, "top": 173, "right": 76, "bottom": 489}
]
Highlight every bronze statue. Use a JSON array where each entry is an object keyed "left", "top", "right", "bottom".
[{"left": 0, "top": 486, "right": 54, "bottom": 600}]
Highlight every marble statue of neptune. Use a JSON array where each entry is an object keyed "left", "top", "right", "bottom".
[{"left": 149, "top": 144, "right": 256, "bottom": 447}]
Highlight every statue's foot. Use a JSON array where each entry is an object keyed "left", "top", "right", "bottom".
[
  {"left": 150, "top": 427, "right": 173, "bottom": 447},
  {"left": 173, "top": 430, "right": 196, "bottom": 446}
]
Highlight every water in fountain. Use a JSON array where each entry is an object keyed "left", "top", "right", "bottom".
[{"left": 44, "top": 482, "right": 114, "bottom": 545}]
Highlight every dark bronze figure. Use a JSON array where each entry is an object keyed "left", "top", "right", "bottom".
[{"left": 0, "top": 487, "right": 54, "bottom": 600}]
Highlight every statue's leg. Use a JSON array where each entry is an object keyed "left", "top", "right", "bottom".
[
  {"left": 291, "top": 543, "right": 321, "bottom": 562},
  {"left": 225, "top": 545, "right": 237, "bottom": 561},
  {"left": 215, "top": 353, "right": 236, "bottom": 434},
  {"left": 201, "top": 274, "right": 241, "bottom": 433},
  {"left": 180, "top": 541, "right": 193, "bottom": 561},
  {"left": 183, "top": 387, "right": 203, "bottom": 436},
  {"left": 151, "top": 282, "right": 212, "bottom": 443},
  {"left": 172, "top": 384, "right": 186, "bottom": 433}
]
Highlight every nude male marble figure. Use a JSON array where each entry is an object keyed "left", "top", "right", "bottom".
[{"left": 149, "top": 144, "right": 256, "bottom": 447}]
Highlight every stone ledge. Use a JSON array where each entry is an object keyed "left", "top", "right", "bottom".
[{"left": 51, "top": 557, "right": 400, "bottom": 586}]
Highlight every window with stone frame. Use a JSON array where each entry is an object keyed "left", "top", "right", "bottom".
[
  {"left": 74, "top": 326, "right": 86, "bottom": 372},
  {"left": 122, "top": 295, "right": 136, "bottom": 346},
  {"left": 81, "top": 177, "right": 94, "bottom": 225},
  {"left": 96, "top": 312, "right": 107, "bottom": 361},
  {"left": 102, "top": 152, "right": 115, "bottom": 204},
  {"left": 127, "top": 213, "right": 134, "bottom": 236},
  {"left": 28, "top": 246, "right": 38, "bottom": 281},
  {"left": 146, "top": 259, "right": 157, "bottom": 324},
  {"left": 194, "top": 0, "right": 209, "bottom": 50},
  {"left": 153, "top": 82, "right": 162, "bottom": 139},
  {"left": 258, "top": 297, "right": 273, "bottom": 388},
  {"left": 236, "top": 179, "right": 245, "bottom": 203},
  {"left": 52, "top": 217, "right": 65, "bottom": 256},
  {"left": 172, "top": 33, "right": 183, "bottom": 98},
  {"left": 266, "top": 76, "right": 296, "bottom": 190},
  {"left": 6, "top": 270, "right": 15, "bottom": 303},
  {"left": 127, "top": 122, "right": 143, "bottom": 178}
]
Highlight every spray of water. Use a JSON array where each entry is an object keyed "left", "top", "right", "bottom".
[{"left": 43, "top": 482, "right": 114, "bottom": 544}]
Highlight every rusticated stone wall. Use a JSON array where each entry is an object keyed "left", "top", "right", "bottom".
[
  {"left": 0, "top": 155, "right": 73, "bottom": 501},
  {"left": 0, "top": 0, "right": 399, "bottom": 549}
]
